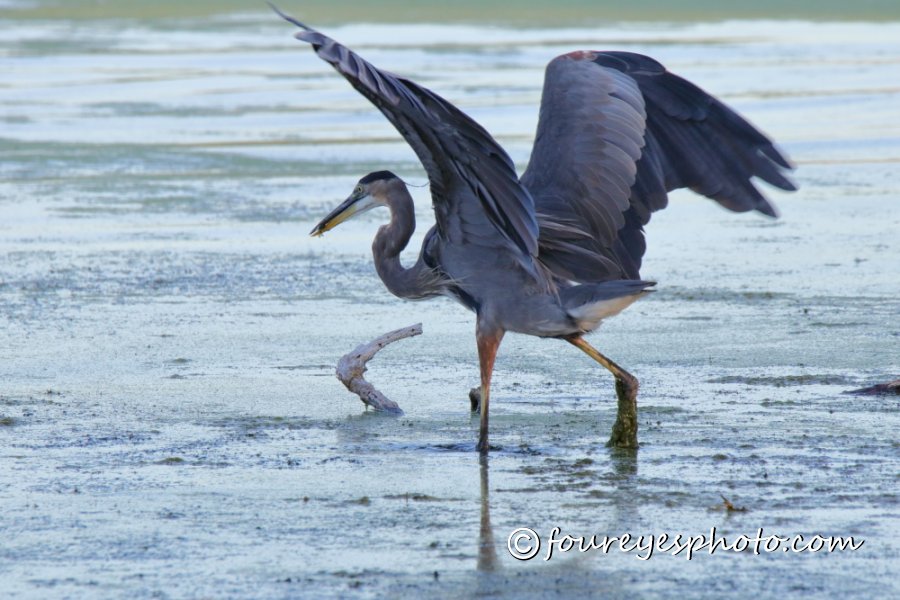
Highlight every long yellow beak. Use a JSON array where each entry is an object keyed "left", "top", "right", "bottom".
[{"left": 309, "top": 193, "right": 375, "bottom": 237}]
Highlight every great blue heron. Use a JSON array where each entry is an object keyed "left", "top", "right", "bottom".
[{"left": 272, "top": 6, "right": 795, "bottom": 453}]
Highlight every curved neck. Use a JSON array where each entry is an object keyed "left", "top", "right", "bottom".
[{"left": 373, "top": 184, "right": 429, "bottom": 299}]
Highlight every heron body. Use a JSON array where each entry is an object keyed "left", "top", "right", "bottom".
[{"left": 274, "top": 6, "right": 796, "bottom": 453}]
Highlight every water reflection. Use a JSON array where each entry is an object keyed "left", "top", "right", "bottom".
[
  {"left": 477, "top": 454, "right": 498, "bottom": 572},
  {"left": 607, "top": 447, "right": 640, "bottom": 552},
  {"left": 475, "top": 445, "right": 638, "bottom": 570},
  {"left": 471, "top": 446, "right": 644, "bottom": 595}
]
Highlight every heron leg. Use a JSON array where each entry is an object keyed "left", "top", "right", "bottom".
[
  {"left": 566, "top": 336, "right": 639, "bottom": 449},
  {"left": 475, "top": 327, "right": 504, "bottom": 454}
]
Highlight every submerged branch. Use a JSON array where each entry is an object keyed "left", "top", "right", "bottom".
[
  {"left": 847, "top": 378, "right": 900, "bottom": 396},
  {"left": 336, "top": 323, "right": 423, "bottom": 414}
]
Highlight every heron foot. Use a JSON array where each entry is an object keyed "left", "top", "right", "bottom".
[
  {"left": 469, "top": 387, "right": 481, "bottom": 412},
  {"left": 607, "top": 373, "right": 639, "bottom": 449}
]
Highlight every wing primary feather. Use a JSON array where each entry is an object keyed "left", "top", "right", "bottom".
[
  {"left": 275, "top": 7, "right": 544, "bottom": 274},
  {"left": 524, "top": 49, "right": 795, "bottom": 285},
  {"left": 267, "top": 2, "right": 313, "bottom": 31}
]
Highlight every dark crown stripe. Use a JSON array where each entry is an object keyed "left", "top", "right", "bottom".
[{"left": 359, "top": 170, "right": 399, "bottom": 184}]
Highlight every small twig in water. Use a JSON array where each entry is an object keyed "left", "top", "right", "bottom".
[
  {"left": 720, "top": 495, "right": 748, "bottom": 512},
  {"left": 335, "top": 323, "right": 422, "bottom": 414}
]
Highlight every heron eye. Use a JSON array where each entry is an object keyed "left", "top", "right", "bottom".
[{"left": 355, "top": 185, "right": 363, "bottom": 196}]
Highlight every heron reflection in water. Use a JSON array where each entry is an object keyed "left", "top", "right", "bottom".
[{"left": 272, "top": 6, "right": 795, "bottom": 453}]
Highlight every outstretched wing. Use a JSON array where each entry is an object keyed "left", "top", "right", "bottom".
[
  {"left": 272, "top": 6, "right": 540, "bottom": 268},
  {"left": 522, "top": 51, "right": 796, "bottom": 282}
]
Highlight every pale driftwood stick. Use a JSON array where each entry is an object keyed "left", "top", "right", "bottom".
[{"left": 336, "top": 323, "right": 422, "bottom": 414}]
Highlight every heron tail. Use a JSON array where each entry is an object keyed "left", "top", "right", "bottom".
[{"left": 562, "top": 280, "right": 655, "bottom": 332}]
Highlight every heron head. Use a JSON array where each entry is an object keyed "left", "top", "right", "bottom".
[{"left": 310, "top": 171, "right": 399, "bottom": 237}]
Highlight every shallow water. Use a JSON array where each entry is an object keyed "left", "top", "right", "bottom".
[{"left": 1, "top": 1, "right": 899, "bottom": 598}]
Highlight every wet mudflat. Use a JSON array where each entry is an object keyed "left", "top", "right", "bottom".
[{"left": 1, "top": 2, "right": 899, "bottom": 598}]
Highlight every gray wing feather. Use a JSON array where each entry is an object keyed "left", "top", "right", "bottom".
[
  {"left": 274, "top": 8, "right": 540, "bottom": 267},
  {"left": 524, "top": 51, "right": 796, "bottom": 283},
  {"left": 597, "top": 51, "right": 795, "bottom": 278},
  {"left": 522, "top": 55, "right": 648, "bottom": 282}
]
